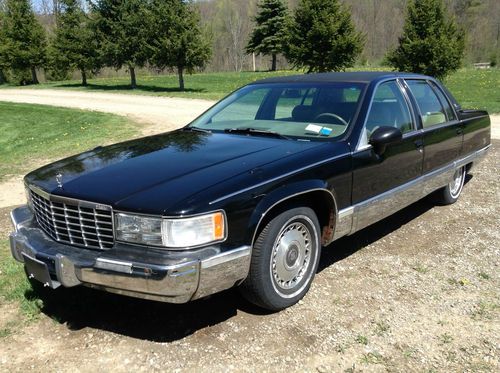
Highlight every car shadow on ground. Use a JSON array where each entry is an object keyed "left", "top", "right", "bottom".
[
  {"left": 53, "top": 83, "right": 206, "bottom": 94},
  {"left": 28, "top": 182, "right": 470, "bottom": 343}
]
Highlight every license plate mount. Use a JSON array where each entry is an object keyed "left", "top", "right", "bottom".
[{"left": 22, "top": 253, "right": 54, "bottom": 288}]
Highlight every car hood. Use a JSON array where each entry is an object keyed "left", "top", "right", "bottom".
[{"left": 26, "top": 130, "right": 326, "bottom": 213}]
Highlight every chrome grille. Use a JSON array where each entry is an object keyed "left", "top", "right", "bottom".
[{"left": 30, "top": 188, "right": 114, "bottom": 250}]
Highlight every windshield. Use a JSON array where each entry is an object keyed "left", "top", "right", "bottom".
[{"left": 189, "top": 82, "right": 366, "bottom": 140}]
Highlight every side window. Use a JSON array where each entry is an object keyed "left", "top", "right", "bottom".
[
  {"left": 406, "top": 80, "right": 447, "bottom": 128},
  {"left": 212, "top": 88, "right": 270, "bottom": 123},
  {"left": 429, "top": 82, "right": 456, "bottom": 121},
  {"left": 362, "top": 80, "right": 413, "bottom": 144}
]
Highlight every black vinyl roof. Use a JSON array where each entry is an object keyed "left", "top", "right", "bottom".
[{"left": 252, "top": 71, "right": 432, "bottom": 84}]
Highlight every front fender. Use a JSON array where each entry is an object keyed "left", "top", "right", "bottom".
[{"left": 245, "top": 179, "right": 338, "bottom": 245}]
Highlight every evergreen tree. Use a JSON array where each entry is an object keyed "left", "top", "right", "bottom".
[
  {"left": 91, "top": 0, "right": 152, "bottom": 88},
  {"left": 150, "top": 0, "right": 211, "bottom": 91},
  {"left": 51, "top": 0, "right": 101, "bottom": 86},
  {"left": 386, "top": 0, "right": 465, "bottom": 79},
  {"left": 284, "top": 0, "right": 363, "bottom": 73},
  {"left": 0, "top": 0, "right": 47, "bottom": 84},
  {"left": 0, "top": 9, "right": 7, "bottom": 83},
  {"left": 246, "top": 0, "right": 288, "bottom": 71}
]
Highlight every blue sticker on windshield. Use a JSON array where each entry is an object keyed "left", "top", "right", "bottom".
[{"left": 319, "top": 127, "right": 332, "bottom": 136}]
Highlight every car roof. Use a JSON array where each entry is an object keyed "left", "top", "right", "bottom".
[{"left": 252, "top": 71, "right": 433, "bottom": 84}]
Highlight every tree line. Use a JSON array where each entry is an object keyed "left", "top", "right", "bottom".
[
  {"left": 0, "top": 0, "right": 491, "bottom": 87},
  {"left": 244, "top": 0, "right": 465, "bottom": 78},
  {"left": 199, "top": 0, "right": 497, "bottom": 73},
  {"left": 0, "top": 0, "right": 211, "bottom": 88}
]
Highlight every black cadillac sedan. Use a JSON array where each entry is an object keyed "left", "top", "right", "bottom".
[{"left": 10, "top": 72, "right": 490, "bottom": 310}]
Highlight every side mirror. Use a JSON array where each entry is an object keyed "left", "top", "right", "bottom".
[{"left": 369, "top": 126, "right": 403, "bottom": 155}]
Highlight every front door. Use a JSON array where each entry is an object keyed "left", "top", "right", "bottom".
[{"left": 351, "top": 79, "right": 423, "bottom": 231}]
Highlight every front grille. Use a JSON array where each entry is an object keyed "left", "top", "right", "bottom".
[{"left": 30, "top": 188, "right": 114, "bottom": 250}]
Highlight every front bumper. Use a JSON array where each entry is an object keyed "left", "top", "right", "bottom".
[{"left": 10, "top": 205, "right": 251, "bottom": 303}]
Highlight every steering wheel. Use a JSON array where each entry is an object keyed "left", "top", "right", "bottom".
[{"left": 313, "top": 113, "right": 349, "bottom": 127}]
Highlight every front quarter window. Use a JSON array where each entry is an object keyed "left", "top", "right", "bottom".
[{"left": 190, "top": 82, "right": 366, "bottom": 140}]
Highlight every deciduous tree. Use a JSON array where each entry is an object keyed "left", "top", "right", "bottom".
[
  {"left": 386, "top": 0, "right": 465, "bottom": 78},
  {"left": 284, "top": 0, "right": 364, "bottom": 73},
  {"left": 246, "top": 0, "right": 288, "bottom": 71}
]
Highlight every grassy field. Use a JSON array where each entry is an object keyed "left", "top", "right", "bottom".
[
  {"left": 0, "top": 102, "right": 138, "bottom": 181},
  {"left": 443, "top": 68, "right": 500, "bottom": 113},
  {"left": 1, "top": 68, "right": 498, "bottom": 112}
]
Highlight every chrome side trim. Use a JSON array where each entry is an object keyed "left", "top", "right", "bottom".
[
  {"left": 209, "top": 154, "right": 348, "bottom": 205},
  {"left": 332, "top": 206, "right": 354, "bottom": 240}
]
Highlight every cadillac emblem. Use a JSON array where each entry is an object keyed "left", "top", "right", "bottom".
[{"left": 55, "top": 172, "right": 63, "bottom": 188}]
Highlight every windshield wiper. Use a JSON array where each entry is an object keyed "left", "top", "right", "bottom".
[
  {"left": 183, "top": 126, "right": 211, "bottom": 133},
  {"left": 224, "top": 127, "right": 290, "bottom": 140}
]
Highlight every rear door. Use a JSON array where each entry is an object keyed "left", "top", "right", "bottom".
[{"left": 404, "top": 79, "right": 462, "bottom": 174}]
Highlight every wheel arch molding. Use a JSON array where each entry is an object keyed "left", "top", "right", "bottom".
[{"left": 247, "top": 180, "right": 338, "bottom": 248}]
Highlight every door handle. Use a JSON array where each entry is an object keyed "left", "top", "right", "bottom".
[
  {"left": 413, "top": 139, "right": 424, "bottom": 148},
  {"left": 456, "top": 128, "right": 463, "bottom": 135}
]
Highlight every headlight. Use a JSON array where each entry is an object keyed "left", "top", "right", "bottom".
[
  {"left": 115, "top": 211, "right": 226, "bottom": 248},
  {"left": 115, "top": 213, "right": 163, "bottom": 246}
]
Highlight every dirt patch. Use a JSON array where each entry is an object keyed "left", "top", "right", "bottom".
[
  {"left": 0, "top": 142, "right": 498, "bottom": 371},
  {"left": 0, "top": 177, "right": 25, "bottom": 209},
  {"left": 490, "top": 114, "right": 500, "bottom": 139}
]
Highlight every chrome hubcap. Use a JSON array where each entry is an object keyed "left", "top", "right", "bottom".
[
  {"left": 271, "top": 221, "right": 311, "bottom": 290},
  {"left": 449, "top": 168, "right": 464, "bottom": 198}
]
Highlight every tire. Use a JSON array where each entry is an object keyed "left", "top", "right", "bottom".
[
  {"left": 239, "top": 207, "right": 321, "bottom": 311},
  {"left": 434, "top": 166, "right": 466, "bottom": 205}
]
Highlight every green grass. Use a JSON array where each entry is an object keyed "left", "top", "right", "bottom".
[
  {"left": 443, "top": 68, "right": 500, "bottom": 113},
  {"left": 2, "top": 71, "right": 298, "bottom": 100},
  {"left": 1, "top": 68, "right": 498, "bottom": 112},
  {"left": 0, "top": 102, "right": 139, "bottom": 181},
  {"left": 0, "top": 240, "right": 42, "bottom": 322}
]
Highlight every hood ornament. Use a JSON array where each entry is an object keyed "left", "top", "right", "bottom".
[{"left": 55, "top": 171, "right": 63, "bottom": 188}]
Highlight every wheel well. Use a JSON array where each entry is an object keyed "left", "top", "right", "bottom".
[{"left": 253, "top": 190, "right": 336, "bottom": 247}]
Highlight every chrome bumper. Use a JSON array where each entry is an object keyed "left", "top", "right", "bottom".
[{"left": 10, "top": 205, "right": 251, "bottom": 303}]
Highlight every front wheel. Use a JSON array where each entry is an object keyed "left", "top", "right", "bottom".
[
  {"left": 434, "top": 166, "right": 466, "bottom": 205},
  {"left": 239, "top": 207, "right": 321, "bottom": 311}
]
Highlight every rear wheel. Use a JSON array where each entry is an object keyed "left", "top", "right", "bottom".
[
  {"left": 434, "top": 166, "right": 466, "bottom": 205},
  {"left": 239, "top": 207, "right": 321, "bottom": 311}
]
